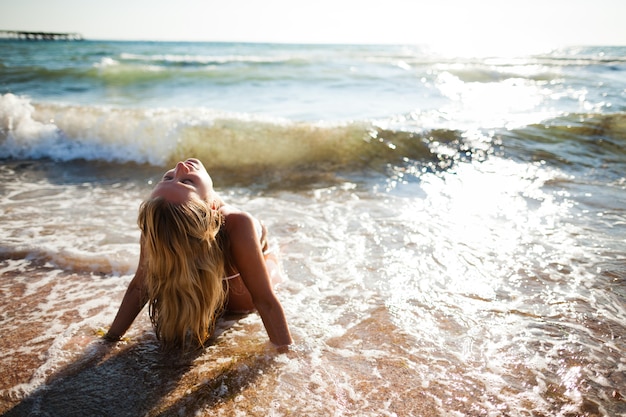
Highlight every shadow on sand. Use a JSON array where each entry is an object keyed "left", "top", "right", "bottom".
[{"left": 3, "top": 318, "right": 277, "bottom": 417}]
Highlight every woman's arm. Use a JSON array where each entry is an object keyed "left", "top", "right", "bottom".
[
  {"left": 105, "top": 251, "right": 148, "bottom": 341},
  {"left": 226, "top": 211, "right": 293, "bottom": 349}
]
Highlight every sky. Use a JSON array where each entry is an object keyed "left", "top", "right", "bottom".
[{"left": 1, "top": 0, "right": 625, "bottom": 53}]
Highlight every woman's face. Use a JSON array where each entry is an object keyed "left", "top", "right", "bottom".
[{"left": 151, "top": 158, "right": 215, "bottom": 204}]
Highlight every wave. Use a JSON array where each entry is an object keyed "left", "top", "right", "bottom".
[
  {"left": 0, "top": 246, "right": 136, "bottom": 276},
  {"left": 501, "top": 112, "right": 626, "bottom": 175},
  {"left": 118, "top": 52, "right": 304, "bottom": 67},
  {"left": 0, "top": 57, "right": 323, "bottom": 90},
  {"left": 1, "top": 93, "right": 625, "bottom": 183},
  {"left": 6, "top": 44, "right": 623, "bottom": 90},
  {"left": 0, "top": 94, "right": 484, "bottom": 178}
]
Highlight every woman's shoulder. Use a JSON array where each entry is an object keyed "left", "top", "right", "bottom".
[
  {"left": 219, "top": 205, "right": 258, "bottom": 235},
  {"left": 220, "top": 204, "right": 249, "bottom": 221}
]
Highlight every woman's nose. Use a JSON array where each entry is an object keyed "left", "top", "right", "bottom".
[{"left": 174, "top": 161, "right": 189, "bottom": 175}]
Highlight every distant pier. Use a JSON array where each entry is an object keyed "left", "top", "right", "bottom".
[{"left": 0, "top": 30, "right": 83, "bottom": 41}]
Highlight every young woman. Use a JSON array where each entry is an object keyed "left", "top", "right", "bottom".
[{"left": 105, "top": 158, "right": 292, "bottom": 351}]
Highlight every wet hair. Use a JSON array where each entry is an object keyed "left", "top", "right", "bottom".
[{"left": 138, "top": 196, "right": 226, "bottom": 348}]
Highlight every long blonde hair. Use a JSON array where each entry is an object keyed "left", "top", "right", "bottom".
[{"left": 138, "top": 196, "right": 226, "bottom": 348}]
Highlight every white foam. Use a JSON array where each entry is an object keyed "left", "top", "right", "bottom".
[
  {"left": 0, "top": 93, "right": 61, "bottom": 157},
  {"left": 0, "top": 93, "right": 181, "bottom": 164}
]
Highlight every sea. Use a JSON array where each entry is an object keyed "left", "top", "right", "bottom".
[{"left": 0, "top": 40, "right": 625, "bottom": 416}]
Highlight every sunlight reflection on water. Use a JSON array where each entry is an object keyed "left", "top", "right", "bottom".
[{"left": 1, "top": 154, "right": 624, "bottom": 416}]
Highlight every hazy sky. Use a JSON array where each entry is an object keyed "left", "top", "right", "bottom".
[{"left": 1, "top": 0, "right": 625, "bottom": 52}]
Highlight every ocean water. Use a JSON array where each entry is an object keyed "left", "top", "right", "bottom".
[{"left": 0, "top": 40, "right": 625, "bottom": 416}]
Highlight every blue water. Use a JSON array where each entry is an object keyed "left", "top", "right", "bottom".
[
  {"left": 1, "top": 40, "right": 625, "bottom": 416},
  {"left": 3, "top": 41, "right": 624, "bottom": 121}
]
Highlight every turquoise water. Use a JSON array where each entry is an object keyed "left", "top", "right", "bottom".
[{"left": 1, "top": 41, "right": 625, "bottom": 416}]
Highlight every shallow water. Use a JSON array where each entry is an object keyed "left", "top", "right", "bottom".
[
  {"left": 1, "top": 154, "right": 625, "bottom": 416},
  {"left": 1, "top": 41, "right": 626, "bottom": 416}
]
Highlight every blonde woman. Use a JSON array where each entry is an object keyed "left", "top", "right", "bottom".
[{"left": 105, "top": 158, "right": 292, "bottom": 351}]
